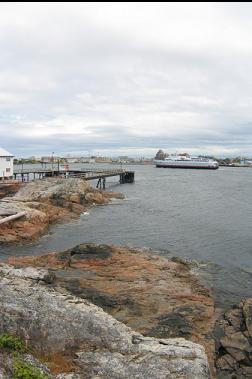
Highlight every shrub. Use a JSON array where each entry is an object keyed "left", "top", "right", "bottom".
[
  {"left": 0, "top": 334, "right": 26, "bottom": 352},
  {"left": 13, "top": 359, "right": 49, "bottom": 379}
]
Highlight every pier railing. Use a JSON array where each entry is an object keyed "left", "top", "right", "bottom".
[{"left": 68, "top": 169, "right": 126, "bottom": 178}]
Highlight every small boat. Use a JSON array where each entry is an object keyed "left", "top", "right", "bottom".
[{"left": 154, "top": 154, "right": 219, "bottom": 170}]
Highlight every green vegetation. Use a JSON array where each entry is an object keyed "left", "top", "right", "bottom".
[
  {"left": 0, "top": 334, "right": 49, "bottom": 378},
  {"left": 13, "top": 359, "right": 49, "bottom": 379},
  {"left": 0, "top": 334, "right": 26, "bottom": 352}
]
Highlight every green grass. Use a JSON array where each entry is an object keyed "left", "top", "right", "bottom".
[
  {"left": 0, "top": 334, "right": 26, "bottom": 352},
  {"left": 13, "top": 359, "right": 49, "bottom": 379}
]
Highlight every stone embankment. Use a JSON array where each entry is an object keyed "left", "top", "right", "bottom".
[
  {"left": 0, "top": 178, "right": 123, "bottom": 244},
  {"left": 0, "top": 260, "right": 210, "bottom": 379}
]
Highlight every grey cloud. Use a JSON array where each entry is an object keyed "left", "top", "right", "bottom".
[
  {"left": 3, "top": 123, "right": 252, "bottom": 157},
  {"left": 1, "top": 3, "right": 252, "bottom": 157}
]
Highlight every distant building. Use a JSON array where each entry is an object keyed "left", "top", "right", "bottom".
[
  {"left": 64, "top": 157, "right": 78, "bottom": 163},
  {"left": 41, "top": 156, "right": 60, "bottom": 163},
  {"left": 40, "top": 156, "right": 52, "bottom": 163},
  {"left": 0, "top": 147, "right": 14, "bottom": 180},
  {"left": 95, "top": 157, "right": 112, "bottom": 163},
  {"left": 155, "top": 149, "right": 168, "bottom": 160}
]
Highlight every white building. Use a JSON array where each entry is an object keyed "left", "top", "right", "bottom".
[{"left": 0, "top": 147, "right": 14, "bottom": 180}]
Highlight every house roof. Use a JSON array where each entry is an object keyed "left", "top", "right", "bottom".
[{"left": 0, "top": 147, "right": 14, "bottom": 157}]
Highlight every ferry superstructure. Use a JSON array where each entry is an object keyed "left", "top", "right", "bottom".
[{"left": 154, "top": 155, "right": 219, "bottom": 170}]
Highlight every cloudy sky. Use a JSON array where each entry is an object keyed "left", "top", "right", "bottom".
[{"left": 1, "top": 2, "right": 252, "bottom": 157}]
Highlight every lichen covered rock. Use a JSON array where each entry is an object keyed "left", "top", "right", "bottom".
[
  {"left": 0, "top": 263, "right": 210, "bottom": 378},
  {"left": 8, "top": 243, "right": 215, "bottom": 370}
]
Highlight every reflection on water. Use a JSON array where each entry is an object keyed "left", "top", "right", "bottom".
[{"left": 1, "top": 164, "right": 252, "bottom": 308}]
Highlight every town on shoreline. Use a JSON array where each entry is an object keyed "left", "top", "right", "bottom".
[
  {"left": 12, "top": 150, "right": 252, "bottom": 167},
  {"left": 2, "top": 146, "right": 252, "bottom": 185}
]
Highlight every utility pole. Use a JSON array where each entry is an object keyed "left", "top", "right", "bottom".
[{"left": 52, "top": 152, "right": 54, "bottom": 172}]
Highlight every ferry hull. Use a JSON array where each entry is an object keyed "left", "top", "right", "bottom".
[{"left": 155, "top": 164, "right": 219, "bottom": 169}]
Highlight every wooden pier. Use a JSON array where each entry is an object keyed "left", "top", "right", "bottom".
[{"left": 13, "top": 168, "right": 135, "bottom": 189}]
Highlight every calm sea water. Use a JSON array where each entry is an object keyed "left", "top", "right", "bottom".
[{"left": 1, "top": 164, "right": 252, "bottom": 308}]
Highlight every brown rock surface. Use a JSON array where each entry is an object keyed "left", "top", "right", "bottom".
[
  {"left": 0, "top": 263, "right": 210, "bottom": 379},
  {"left": 243, "top": 298, "right": 252, "bottom": 338},
  {"left": 0, "top": 179, "right": 123, "bottom": 244},
  {"left": 215, "top": 300, "right": 252, "bottom": 379},
  {"left": 8, "top": 243, "right": 215, "bottom": 375},
  {"left": 0, "top": 182, "right": 22, "bottom": 199}
]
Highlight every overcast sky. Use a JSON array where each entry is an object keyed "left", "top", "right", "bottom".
[{"left": 1, "top": 3, "right": 252, "bottom": 157}]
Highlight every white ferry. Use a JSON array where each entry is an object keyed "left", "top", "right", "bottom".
[{"left": 154, "top": 154, "right": 219, "bottom": 170}]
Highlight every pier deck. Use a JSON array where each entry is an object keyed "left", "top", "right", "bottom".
[{"left": 13, "top": 168, "right": 135, "bottom": 188}]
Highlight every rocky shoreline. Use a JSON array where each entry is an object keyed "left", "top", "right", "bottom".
[
  {"left": 0, "top": 259, "right": 210, "bottom": 379},
  {"left": 215, "top": 300, "right": 252, "bottom": 378},
  {"left": 0, "top": 178, "right": 124, "bottom": 244},
  {"left": 7, "top": 244, "right": 215, "bottom": 372},
  {"left": 0, "top": 181, "right": 251, "bottom": 378},
  {"left": 0, "top": 182, "right": 23, "bottom": 200},
  {"left": 2, "top": 244, "right": 252, "bottom": 378}
]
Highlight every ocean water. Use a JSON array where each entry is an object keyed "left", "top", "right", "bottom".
[{"left": 1, "top": 164, "right": 252, "bottom": 308}]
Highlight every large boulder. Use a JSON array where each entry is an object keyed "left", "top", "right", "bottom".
[
  {"left": 8, "top": 244, "right": 215, "bottom": 370},
  {"left": 243, "top": 298, "right": 252, "bottom": 337},
  {"left": 0, "top": 264, "right": 210, "bottom": 378},
  {"left": 215, "top": 300, "right": 252, "bottom": 378}
]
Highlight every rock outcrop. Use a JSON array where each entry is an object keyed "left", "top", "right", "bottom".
[
  {"left": 0, "top": 263, "right": 210, "bottom": 378},
  {"left": 0, "top": 178, "right": 123, "bottom": 244},
  {"left": 0, "top": 182, "right": 22, "bottom": 199},
  {"left": 215, "top": 299, "right": 252, "bottom": 378},
  {"left": 7, "top": 243, "right": 215, "bottom": 376}
]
